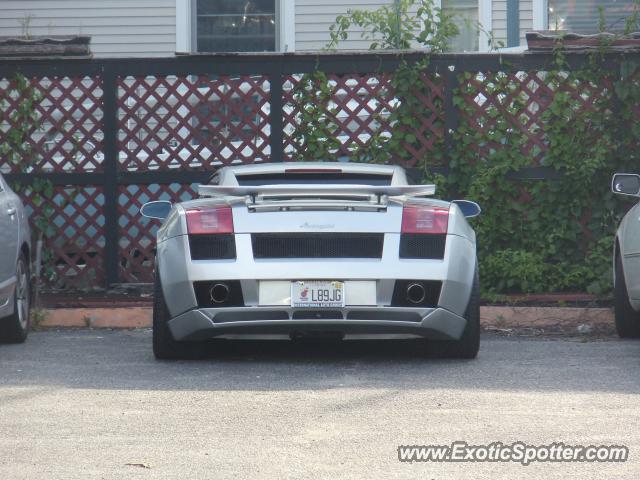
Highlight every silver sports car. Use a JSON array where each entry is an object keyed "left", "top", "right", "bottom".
[
  {"left": 0, "top": 173, "right": 32, "bottom": 343},
  {"left": 611, "top": 172, "right": 640, "bottom": 338},
  {"left": 142, "top": 162, "right": 481, "bottom": 359}
]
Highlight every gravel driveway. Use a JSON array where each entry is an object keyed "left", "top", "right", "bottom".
[{"left": 0, "top": 330, "right": 638, "bottom": 479}]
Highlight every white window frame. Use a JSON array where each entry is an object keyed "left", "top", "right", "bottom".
[
  {"left": 279, "top": 0, "right": 295, "bottom": 52},
  {"left": 176, "top": 0, "right": 192, "bottom": 52},
  {"left": 532, "top": 0, "right": 548, "bottom": 31},
  {"left": 175, "top": 0, "right": 295, "bottom": 53},
  {"left": 435, "top": 0, "right": 492, "bottom": 52},
  {"left": 478, "top": 0, "right": 492, "bottom": 52}
]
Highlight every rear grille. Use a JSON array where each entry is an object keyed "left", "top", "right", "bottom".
[
  {"left": 189, "top": 234, "right": 236, "bottom": 260},
  {"left": 252, "top": 233, "right": 384, "bottom": 259},
  {"left": 399, "top": 234, "right": 446, "bottom": 259}
]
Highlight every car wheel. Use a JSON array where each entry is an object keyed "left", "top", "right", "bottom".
[
  {"left": 430, "top": 267, "right": 480, "bottom": 359},
  {"left": 614, "top": 254, "right": 640, "bottom": 338},
  {"left": 153, "top": 271, "right": 206, "bottom": 360},
  {"left": 0, "top": 253, "right": 31, "bottom": 344}
]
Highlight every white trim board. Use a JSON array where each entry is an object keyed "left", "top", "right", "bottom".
[
  {"left": 533, "top": 0, "right": 548, "bottom": 31},
  {"left": 279, "top": 0, "right": 295, "bottom": 52},
  {"left": 176, "top": 0, "right": 191, "bottom": 53},
  {"left": 478, "top": 0, "right": 492, "bottom": 52}
]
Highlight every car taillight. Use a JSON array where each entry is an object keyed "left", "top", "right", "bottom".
[
  {"left": 185, "top": 206, "right": 234, "bottom": 234},
  {"left": 401, "top": 205, "right": 449, "bottom": 234}
]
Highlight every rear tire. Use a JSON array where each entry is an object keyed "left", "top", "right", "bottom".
[
  {"left": 614, "top": 254, "right": 640, "bottom": 338},
  {"left": 153, "top": 272, "right": 206, "bottom": 360},
  {"left": 431, "top": 267, "right": 480, "bottom": 359},
  {"left": 0, "top": 253, "right": 31, "bottom": 344}
]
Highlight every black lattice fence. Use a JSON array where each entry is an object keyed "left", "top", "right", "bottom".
[{"left": 0, "top": 52, "right": 629, "bottom": 288}]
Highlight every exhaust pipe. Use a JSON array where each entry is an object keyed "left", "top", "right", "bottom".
[
  {"left": 406, "top": 283, "right": 426, "bottom": 304},
  {"left": 210, "top": 283, "right": 230, "bottom": 304}
]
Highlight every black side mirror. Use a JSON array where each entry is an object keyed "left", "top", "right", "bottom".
[
  {"left": 140, "top": 201, "right": 172, "bottom": 220},
  {"left": 452, "top": 200, "right": 481, "bottom": 218},
  {"left": 612, "top": 173, "right": 640, "bottom": 197}
]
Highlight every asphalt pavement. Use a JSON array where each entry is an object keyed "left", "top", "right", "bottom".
[{"left": 0, "top": 330, "right": 639, "bottom": 479}]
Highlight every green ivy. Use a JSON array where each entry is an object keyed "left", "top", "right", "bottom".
[
  {"left": 447, "top": 29, "right": 640, "bottom": 296},
  {"left": 289, "top": 0, "right": 457, "bottom": 165},
  {"left": 289, "top": 70, "right": 342, "bottom": 161},
  {"left": 293, "top": 1, "right": 640, "bottom": 297},
  {"left": 1, "top": 74, "right": 56, "bottom": 283}
]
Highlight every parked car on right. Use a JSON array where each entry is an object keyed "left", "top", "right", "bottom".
[{"left": 611, "top": 173, "right": 640, "bottom": 338}]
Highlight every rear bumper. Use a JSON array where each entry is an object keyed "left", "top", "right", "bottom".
[
  {"left": 167, "top": 306, "right": 467, "bottom": 341},
  {"left": 158, "top": 232, "right": 478, "bottom": 318}
]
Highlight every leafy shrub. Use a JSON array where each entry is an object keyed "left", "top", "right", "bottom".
[
  {"left": 481, "top": 250, "right": 550, "bottom": 294},
  {"left": 299, "top": 0, "right": 640, "bottom": 296}
]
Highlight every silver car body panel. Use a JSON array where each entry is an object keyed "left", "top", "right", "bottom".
[
  {"left": 213, "top": 161, "right": 411, "bottom": 186},
  {"left": 0, "top": 174, "right": 31, "bottom": 319},
  {"left": 155, "top": 162, "right": 477, "bottom": 340},
  {"left": 616, "top": 200, "right": 640, "bottom": 310}
]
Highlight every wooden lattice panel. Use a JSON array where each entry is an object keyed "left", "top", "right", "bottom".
[
  {"left": 0, "top": 76, "right": 104, "bottom": 173},
  {"left": 0, "top": 55, "right": 626, "bottom": 289},
  {"left": 117, "top": 75, "right": 271, "bottom": 171},
  {"left": 21, "top": 185, "right": 106, "bottom": 288},
  {"left": 282, "top": 72, "right": 444, "bottom": 166},
  {"left": 457, "top": 71, "right": 613, "bottom": 165}
]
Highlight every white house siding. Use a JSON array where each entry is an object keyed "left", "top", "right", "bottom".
[
  {"left": 492, "top": 0, "right": 508, "bottom": 46},
  {"left": 492, "top": 0, "right": 533, "bottom": 48},
  {"left": 0, "top": 0, "right": 176, "bottom": 58},
  {"left": 296, "top": 0, "right": 406, "bottom": 51},
  {"left": 519, "top": 0, "right": 533, "bottom": 46}
]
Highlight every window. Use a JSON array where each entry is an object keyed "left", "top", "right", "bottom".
[
  {"left": 442, "top": 0, "right": 480, "bottom": 51},
  {"left": 195, "top": 0, "right": 277, "bottom": 52},
  {"left": 548, "top": 0, "right": 638, "bottom": 33}
]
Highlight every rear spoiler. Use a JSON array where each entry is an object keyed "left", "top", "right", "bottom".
[{"left": 197, "top": 184, "right": 436, "bottom": 198}]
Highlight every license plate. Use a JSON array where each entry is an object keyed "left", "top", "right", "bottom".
[{"left": 291, "top": 281, "right": 345, "bottom": 308}]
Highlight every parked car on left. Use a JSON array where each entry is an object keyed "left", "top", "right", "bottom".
[{"left": 0, "top": 173, "right": 31, "bottom": 343}]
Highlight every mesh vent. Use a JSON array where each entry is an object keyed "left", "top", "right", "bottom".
[
  {"left": 189, "top": 234, "right": 236, "bottom": 260},
  {"left": 399, "top": 234, "right": 446, "bottom": 259},
  {"left": 252, "top": 233, "right": 384, "bottom": 259}
]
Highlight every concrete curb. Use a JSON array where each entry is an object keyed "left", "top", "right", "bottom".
[
  {"left": 480, "top": 306, "right": 613, "bottom": 328},
  {"left": 38, "top": 306, "right": 615, "bottom": 331},
  {"left": 40, "top": 307, "right": 152, "bottom": 328}
]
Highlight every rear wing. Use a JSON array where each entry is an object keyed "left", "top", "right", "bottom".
[{"left": 197, "top": 184, "right": 436, "bottom": 198}]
